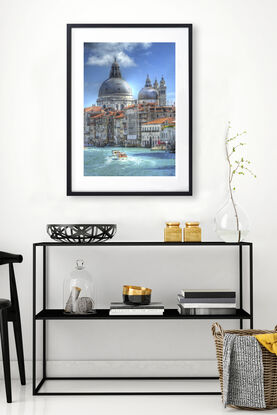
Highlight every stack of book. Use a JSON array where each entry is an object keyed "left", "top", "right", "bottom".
[
  {"left": 109, "top": 302, "right": 164, "bottom": 316},
  {"left": 177, "top": 289, "right": 236, "bottom": 315}
]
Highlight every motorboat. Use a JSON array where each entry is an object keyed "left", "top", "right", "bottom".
[{"left": 111, "top": 150, "right": 128, "bottom": 160}]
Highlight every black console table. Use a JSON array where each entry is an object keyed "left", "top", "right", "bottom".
[{"left": 32, "top": 241, "right": 253, "bottom": 396}]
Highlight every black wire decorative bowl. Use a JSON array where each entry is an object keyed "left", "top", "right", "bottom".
[{"left": 47, "top": 224, "right": 117, "bottom": 243}]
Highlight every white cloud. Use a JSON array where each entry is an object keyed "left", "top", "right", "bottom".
[
  {"left": 87, "top": 51, "right": 135, "bottom": 67},
  {"left": 141, "top": 43, "right": 152, "bottom": 49},
  {"left": 86, "top": 42, "right": 152, "bottom": 67}
]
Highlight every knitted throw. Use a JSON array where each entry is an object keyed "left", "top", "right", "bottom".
[{"left": 223, "top": 333, "right": 266, "bottom": 408}]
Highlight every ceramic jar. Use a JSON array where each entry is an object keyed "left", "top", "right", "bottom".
[
  {"left": 164, "top": 222, "right": 182, "bottom": 242},
  {"left": 183, "top": 222, "right": 201, "bottom": 242}
]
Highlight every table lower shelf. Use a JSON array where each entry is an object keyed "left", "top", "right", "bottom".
[
  {"left": 35, "top": 308, "right": 251, "bottom": 320},
  {"left": 34, "top": 377, "right": 221, "bottom": 395}
]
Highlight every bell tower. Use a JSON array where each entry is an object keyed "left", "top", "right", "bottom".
[
  {"left": 153, "top": 78, "right": 159, "bottom": 90},
  {"left": 158, "top": 76, "right": 166, "bottom": 106}
]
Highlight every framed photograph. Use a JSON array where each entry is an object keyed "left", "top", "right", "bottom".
[{"left": 67, "top": 24, "right": 192, "bottom": 196}]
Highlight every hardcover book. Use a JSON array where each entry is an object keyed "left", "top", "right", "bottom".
[
  {"left": 180, "top": 289, "right": 236, "bottom": 298},
  {"left": 177, "top": 294, "right": 236, "bottom": 303},
  {"left": 178, "top": 302, "right": 236, "bottom": 309},
  {"left": 177, "top": 305, "right": 236, "bottom": 316},
  {"left": 109, "top": 309, "right": 164, "bottom": 316},
  {"left": 110, "top": 302, "right": 164, "bottom": 309}
]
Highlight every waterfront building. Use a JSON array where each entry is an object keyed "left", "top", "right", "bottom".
[
  {"left": 141, "top": 117, "right": 175, "bottom": 148},
  {"left": 84, "top": 102, "right": 175, "bottom": 148},
  {"left": 96, "top": 58, "right": 135, "bottom": 110},
  {"left": 114, "top": 112, "right": 125, "bottom": 146},
  {"left": 161, "top": 119, "right": 175, "bottom": 152},
  {"left": 84, "top": 106, "right": 103, "bottom": 146},
  {"left": 124, "top": 105, "right": 140, "bottom": 147},
  {"left": 90, "top": 113, "right": 108, "bottom": 146}
]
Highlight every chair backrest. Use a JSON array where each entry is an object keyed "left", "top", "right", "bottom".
[
  {"left": 0, "top": 252, "right": 23, "bottom": 314},
  {"left": 0, "top": 252, "right": 23, "bottom": 266}
]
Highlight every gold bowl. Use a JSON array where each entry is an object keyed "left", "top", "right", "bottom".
[{"left": 123, "top": 285, "right": 152, "bottom": 305}]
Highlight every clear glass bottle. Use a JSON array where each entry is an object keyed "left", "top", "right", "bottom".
[
  {"left": 215, "top": 198, "right": 249, "bottom": 242},
  {"left": 63, "top": 259, "right": 96, "bottom": 314}
]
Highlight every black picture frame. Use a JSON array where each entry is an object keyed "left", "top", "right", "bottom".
[{"left": 67, "top": 23, "right": 192, "bottom": 196}]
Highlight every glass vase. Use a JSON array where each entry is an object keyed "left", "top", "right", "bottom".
[{"left": 215, "top": 197, "right": 249, "bottom": 242}]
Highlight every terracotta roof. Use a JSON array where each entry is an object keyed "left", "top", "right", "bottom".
[
  {"left": 115, "top": 114, "right": 124, "bottom": 119},
  {"left": 142, "top": 117, "right": 175, "bottom": 126},
  {"left": 124, "top": 104, "right": 136, "bottom": 110},
  {"left": 91, "top": 114, "right": 105, "bottom": 119},
  {"left": 142, "top": 102, "right": 156, "bottom": 106},
  {"left": 84, "top": 106, "right": 102, "bottom": 113}
]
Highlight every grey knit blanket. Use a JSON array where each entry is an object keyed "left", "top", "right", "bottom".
[{"left": 223, "top": 333, "right": 265, "bottom": 408}]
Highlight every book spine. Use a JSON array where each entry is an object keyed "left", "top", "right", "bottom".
[
  {"left": 181, "top": 291, "right": 236, "bottom": 298},
  {"left": 110, "top": 303, "right": 164, "bottom": 309},
  {"left": 109, "top": 310, "right": 164, "bottom": 315},
  {"left": 177, "top": 306, "right": 236, "bottom": 315},
  {"left": 110, "top": 306, "right": 164, "bottom": 310},
  {"left": 178, "top": 303, "right": 236, "bottom": 308},
  {"left": 177, "top": 295, "right": 236, "bottom": 303}
]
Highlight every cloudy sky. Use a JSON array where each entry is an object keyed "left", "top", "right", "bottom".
[{"left": 84, "top": 42, "right": 175, "bottom": 107}]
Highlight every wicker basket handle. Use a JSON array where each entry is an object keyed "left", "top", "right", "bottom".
[{"left": 211, "top": 322, "right": 224, "bottom": 338}]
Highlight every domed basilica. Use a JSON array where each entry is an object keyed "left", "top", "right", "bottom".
[
  {"left": 138, "top": 75, "right": 167, "bottom": 106},
  {"left": 97, "top": 59, "right": 167, "bottom": 110},
  {"left": 97, "top": 58, "right": 135, "bottom": 110}
]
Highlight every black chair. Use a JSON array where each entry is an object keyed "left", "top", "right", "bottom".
[{"left": 0, "top": 251, "right": 25, "bottom": 403}]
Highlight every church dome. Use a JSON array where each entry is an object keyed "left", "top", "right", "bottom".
[
  {"left": 138, "top": 75, "right": 158, "bottom": 101},
  {"left": 99, "top": 78, "right": 132, "bottom": 97},
  {"left": 98, "top": 58, "right": 133, "bottom": 98},
  {"left": 138, "top": 87, "right": 158, "bottom": 100}
]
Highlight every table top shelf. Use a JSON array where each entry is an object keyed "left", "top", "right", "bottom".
[
  {"left": 35, "top": 308, "right": 251, "bottom": 320},
  {"left": 34, "top": 241, "right": 252, "bottom": 247}
]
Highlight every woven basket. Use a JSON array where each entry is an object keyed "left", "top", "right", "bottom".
[{"left": 211, "top": 322, "right": 277, "bottom": 410}]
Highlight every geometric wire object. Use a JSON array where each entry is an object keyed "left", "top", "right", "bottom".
[{"left": 47, "top": 224, "right": 117, "bottom": 243}]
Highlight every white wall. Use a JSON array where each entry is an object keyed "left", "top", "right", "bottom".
[{"left": 0, "top": 0, "right": 277, "bottom": 377}]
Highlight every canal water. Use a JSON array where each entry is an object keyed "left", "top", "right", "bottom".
[{"left": 84, "top": 147, "right": 175, "bottom": 176}]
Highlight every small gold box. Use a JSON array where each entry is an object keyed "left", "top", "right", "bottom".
[
  {"left": 164, "top": 222, "right": 182, "bottom": 242},
  {"left": 183, "top": 222, "right": 201, "bottom": 242}
]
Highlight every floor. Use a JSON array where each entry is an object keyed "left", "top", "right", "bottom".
[{"left": 0, "top": 380, "right": 276, "bottom": 415}]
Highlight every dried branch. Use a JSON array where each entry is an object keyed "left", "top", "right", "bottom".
[{"left": 224, "top": 123, "right": 256, "bottom": 242}]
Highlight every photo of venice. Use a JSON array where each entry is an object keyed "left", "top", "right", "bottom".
[{"left": 84, "top": 42, "right": 175, "bottom": 176}]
